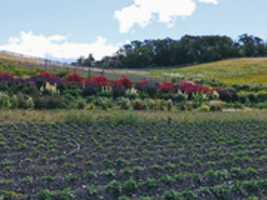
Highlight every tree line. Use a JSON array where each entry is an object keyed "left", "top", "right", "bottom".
[{"left": 74, "top": 34, "right": 267, "bottom": 69}]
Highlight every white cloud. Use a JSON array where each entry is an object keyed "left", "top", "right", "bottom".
[
  {"left": 0, "top": 32, "right": 119, "bottom": 61},
  {"left": 115, "top": 0, "right": 219, "bottom": 33},
  {"left": 198, "top": 0, "right": 218, "bottom": 4}
]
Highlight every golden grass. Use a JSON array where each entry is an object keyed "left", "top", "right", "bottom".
[{"left": 150, "top": 58, "right": 267, "bottom": 85}]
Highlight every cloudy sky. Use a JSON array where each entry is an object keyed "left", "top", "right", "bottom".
[{"left": 0, "top": 0, "right": 266, "bottom": 61}]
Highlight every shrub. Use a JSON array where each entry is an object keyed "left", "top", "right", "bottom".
[
  {"left": 66, "top": 73, "right": 83, "bottom": 85},
  {"left": 159, "top": 82, "right": 176, "bottom": 93},
  {"left": 86, "top": 76, "right": 110, "bottom": 87},
  {"left": 93, "top": 97, "right": 113, "bottom": 110},
  {"left": 136, "top": 80, "right": 159, "bottom": 97},
  {"left": 117, "top": 97, "right": 132, "bottom": 110},
  {"left": 113, "top": 76, "right": 132, "bottom": 89},
  {"left": 217, "top": 88, "right": 238, "bottom": 102},
  {"left": 83, "top": 76, "right": 111, "bottom": 97},
  {"left": 171, "top": 92, "right": 188, "bottom": 103},
  {"left": 0, "top": 92, "right": 12, "bottom": 109},
  {"left": 198, "top": 104, "right": 210, "bottom": 112},
  {"left": 15, "top": 94, "right": 35, "bottom": 109},
  {"left": 82, "top": 85, "right": 98, "bottom": 96},
  {"left": 256, "top": 91, "right": 267, "bottom": 102},
  {"left": 255, "top": 102, "right": 267, "bottom": 109},
  {"left": 73, "top": 98, "right": 87, "bottom": 109},
  {"left": 34, "top": 96, "right": 67, "bottom": 109},
  {"left": 132, "top": 99, "right": 146, "bottom": 110},
  {"left": 112, "top": 85, "right": 127, "bottom": 98},
  {"left": 192, "top": 93, "right": 208, "bottom": 108},
  {"left": 179, "top": 80, "right": 214, "bottom": 96},
  {"left": 144, "top": 99, "right": 157, "bottom": 110},
  {"left": 208, "top": 100, "right": 225, "bottom": 111},
  {"left": 126, "top": 88, "right": 139, "bottom": 99}
]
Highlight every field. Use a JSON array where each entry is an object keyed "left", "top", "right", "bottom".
[
  {"left": 1, "top": 110, "right": 267, "bottom": 200},
  {"left": 150, "top": 58, "right": 267, "bottom": 85}
]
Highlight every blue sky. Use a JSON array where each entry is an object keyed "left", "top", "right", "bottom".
[{"left": 0, "top": 0, "right": 267, "bottom": 60}]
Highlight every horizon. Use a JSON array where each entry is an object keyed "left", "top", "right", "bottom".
[{"left": 1, "top": 0, "right": 267, "bottom": 61}]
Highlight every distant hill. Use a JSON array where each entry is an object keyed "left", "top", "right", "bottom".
[
  {"left": 150, "top": 58, "right": 267, "bottom": 85},
  {"left": 0, "top": 51, "right": 148, "bottom": 80},
  {"left": 0, "top": 50, "right": 71, "bottom": 68}
]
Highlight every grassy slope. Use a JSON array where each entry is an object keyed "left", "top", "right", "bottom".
[
  {"left": 1, "top": 51, "right": 267, "bottom": 85},
  {"left": 150, "top": 58, "right": 267, "bottom": 85},
  {"left": 0, "top": 52, "right": 147, "bottom": 80}
]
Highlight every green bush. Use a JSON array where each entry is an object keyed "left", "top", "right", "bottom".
[
  {"left": 117, "top": 97, "right": 132, "bottom": 110},
  {"left": 192, "top": 93, "right": 208, "bottom": 108},
  {"left": 0, "top": 92, "right": 12, "bottom": 109},
  {"left": 144, "top": 99, "right": 157, "bottom": 110},
  {"left": 34, "top": 96, "right": 67, "bottom": 109},
  {"left": 17, "top": 94, "right": 35, "bottom": 109},
  {"left": 93, "top": 97, "right": 113, "bottom": 110},
  {"left": 198, "top": 104, "right": 210, "bottom": 112},
  {"left": 171, "top": 92, "right": 188, "bottom": 103}
]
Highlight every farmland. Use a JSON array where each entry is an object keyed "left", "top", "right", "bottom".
[
  {"left": 0, "top": 111, "right": 267, "bottom": 200},
  {"left": 0, "top": 52, "right": 267, "bottom": 199}
]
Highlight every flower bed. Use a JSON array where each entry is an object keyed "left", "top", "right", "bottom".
[{"left": 0, "top": 71, "right": 266, "bottom": 110}]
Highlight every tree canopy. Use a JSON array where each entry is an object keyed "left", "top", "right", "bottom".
[{"left": 75, "top": 34, "right": 267, "bottom": 69}]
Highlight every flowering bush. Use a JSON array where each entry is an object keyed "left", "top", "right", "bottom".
[
  {"left": 179, "top": 80, "right": 214, "bottom": 96},
  {"left": 159, "top": 82, "right": 176, "bottom": 93},
  {"left": 113, "top": 76, "right": 132, "bottom": 89},
  {"left": 66, "top": 73, "right": 84, "bottom": 84},
  {"left": 39, "top": 72, "right": 63, "bottom": 85},
  {"left": 85, "top": 76, "right": 110, "bottom": 88},
  {"left": 136, "top": 79, "right": 159, "bottom": 97}
]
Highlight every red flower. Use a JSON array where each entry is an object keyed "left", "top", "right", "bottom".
[
  {"left": 66, "top": 73, "right": 84, "bottom": 84},
  {"left": 85, "top": 76, "right": 110, "bottom": 87},
  {"left": 113, "top": 76, "right": 132, "bottom": 89},
  {"left": 179, "top": 80, "right": 213, "bottom": 95},
  {"left": 159, "top": 82, "right": 175, "bottom": 93},
  {"left": 39, "top": 72, "right": 51, "bottom": 79}
]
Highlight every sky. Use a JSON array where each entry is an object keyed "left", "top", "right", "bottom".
[{"left": 0, "top": 0, "right": 266, "bottom": 61}]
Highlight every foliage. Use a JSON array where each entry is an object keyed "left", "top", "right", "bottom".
[{"left": 94, "top": 34, "right": 267, "bottom": 69}]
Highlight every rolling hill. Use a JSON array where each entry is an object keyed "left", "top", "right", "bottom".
[
  {"left": 1, "top": 51, "right": 267, "bottom": 85},
  {"left": 150, "top": 58, "right": 267, "bottom": 85},
  {"left": 0, "top": 51, "right": 147, "bottom": 80}
]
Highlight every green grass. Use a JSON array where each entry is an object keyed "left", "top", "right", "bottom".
[
  {"left": 150, "top": 58, "right": 267, "bottom": 85},
  {"left": 0, "top": 109, "right": 267, "bottom": 124}
]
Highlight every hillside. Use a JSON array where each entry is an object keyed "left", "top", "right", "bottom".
[
  {"left": 0, "top": 51, "right": 147, "bottom": 80},
  {"left": 150, "top": 58, "right": 267, "bottom": 85},
  {"left": 1, "top": 51, "right": 267, "bottom": 85}
]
